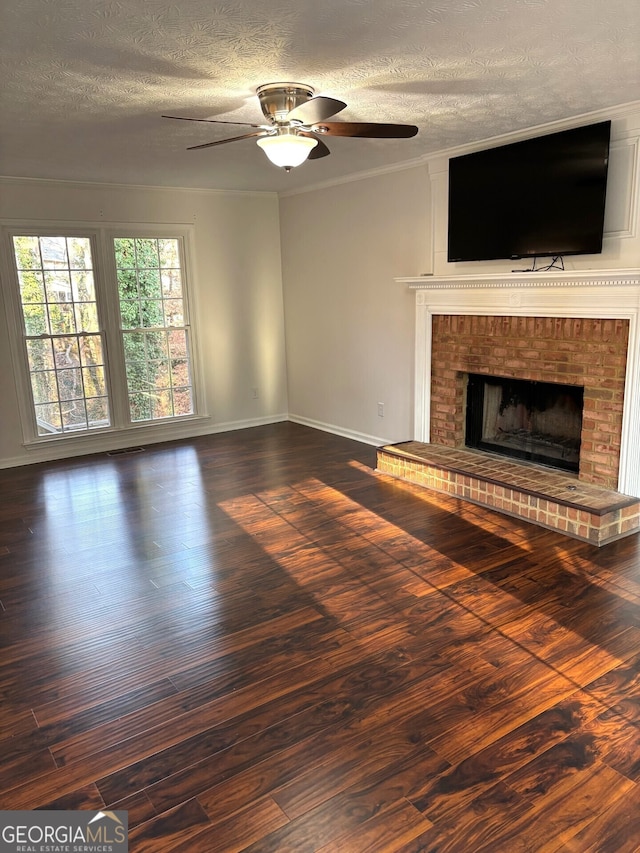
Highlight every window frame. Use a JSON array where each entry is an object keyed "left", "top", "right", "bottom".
[{"left": 1, "top": 221, "right": 206, "bottom": 447}]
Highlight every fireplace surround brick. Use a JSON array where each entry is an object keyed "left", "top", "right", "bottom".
[{"left": 430, "top": 315, "right": 629, "bottom": 489}]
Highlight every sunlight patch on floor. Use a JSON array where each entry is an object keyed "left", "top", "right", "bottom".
[{"left": 348, "top": 458, "right": 578, "bottom": 554}]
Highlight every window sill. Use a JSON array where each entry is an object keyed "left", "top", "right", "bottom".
[{"left": 23, "top": 414, "right": 211, "bottom": 455}]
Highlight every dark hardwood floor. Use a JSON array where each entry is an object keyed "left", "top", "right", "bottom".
[{"left": 0, "top": 422, "right": 639, "bottom": 852}]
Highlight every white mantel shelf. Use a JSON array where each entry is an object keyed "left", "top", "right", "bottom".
[
  {"left": 404, "top": 267, "right": 640, "bottom": 499},
  {"left": 397, "top": 268, "right": 640, "bottom": 289}
]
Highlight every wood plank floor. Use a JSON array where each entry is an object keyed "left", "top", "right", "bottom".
[{"left": 0, "top": 422, "right": 639, "bottom": 852}]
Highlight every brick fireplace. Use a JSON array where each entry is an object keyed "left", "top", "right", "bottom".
[
  {"left": 377, "top": 269, "right": 640, "bottom": 544},
  {"left": 430, "top": 313, "right": 628, "bottom": 489}
]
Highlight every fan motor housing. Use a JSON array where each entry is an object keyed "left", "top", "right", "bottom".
[{"left": 256, "top": 83, "right": 314, "bottom": 124}]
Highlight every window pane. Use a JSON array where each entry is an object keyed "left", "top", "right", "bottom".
[
  {"left": 123, "top": 330, "right": 145, "bottom": 359},
  {"left": 144, "top": 330, "right": 167, "bottom": 357},
  {"left": 57, "top": 368, "right": 83, "bottom": 402},
  {"left": 82, "top": 366, "right": 106, "bottom": 398},
  {"left": 158, "top": 238, "right": 180, "bottom": 267},
  {"left": 153, "top": 359, "right": 170, "bottom": 391},
  {"left": 129, "top": 392, "right": 152, "bottom": 422},
  {"left": 125, "top": 356, "right": 147, "bottom": 391},
  {"left": 135, "top": 238, "right": 157, "bottom": 259},
  {"left": 117, "top": 268, "right": 138, "bottom": 298},
  {"left": 12, "top": 235, "right": 111, "bottom": 434},
  {"left": 161, "top": 269, "right": 182, "bottom": 298},
  {"left": 71, "top": 270, "right": 96, "bottom": 303},
  {"left": 120, "top": 300, "right": 141, "bottom": 329},
  {"left": 24, "top": 304, "right": 49, "bottom": 335},
  {"left": 35, "top": 403, "right": 62, "bottom": 435},
  {"left": 44, "top": 270, "right": 72, "bottom": 302},
  {"left": 26, "top": 339, "right": 54, "bottom": 371},
  {"left": 164, "top": 299, "right": 184, "bottom": 326},
  {"left": 31, "top": 370, "right": 58, "bottom": 404},
  {"left": 168, "top": 329, "right": 188, "bottom": 358},
  {"left": 19, "top": 270, "right": 45, "bottom": 303},
  {"left": 140, "top": 300, "right": 163, "bottom": 328},
  {"left": 87, "top": 397, "right": 110, "bottom": 428},
  {"left": 49, "top": 302, "right": 76, "bottom": 335},
  {"left": 40, "top": 236, "right": 68, "bottom": 268},
  {"left": 153, "top": 389, "right": 173, "bottom": 419},
  {"left": 138, "top": 267, "right": 161, "bottom": 298},
  {"left": 55, "top": 336, "right": 80, "bottom": 366},
  {"left": 171, "top": 358, "right": 190, "bottom": 384},
  {"left": 173, "top": 387, "right": 193, "bottom": 416},
  {"left": 114, "top": 238, "right": 136, "bottom": 268},
  {"left": 14, "top": 236, "right": 41, "bottom": 269},
  {"left": 78, "top": 334, "right": 104, "bottom": 367},
  {"left": 67, "top": 237, "right": 92, "bottom": 270},
  {"left": 75, "top": 302, "right": 99, "bottom": 333},
  {"left": 62, "top": 399, "right": 88, "bottom": 430}
]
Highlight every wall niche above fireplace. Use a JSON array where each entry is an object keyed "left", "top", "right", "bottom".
[{"left": 465, "top": 374, "right": 584, "bottom": 473}]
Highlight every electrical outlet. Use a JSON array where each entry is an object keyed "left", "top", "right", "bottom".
[
  {"left": 377, "top": 402, "right": 385, "bottom": 418},
  {"left": 252, "top": 387, "right": 259, "bottom": 399}
]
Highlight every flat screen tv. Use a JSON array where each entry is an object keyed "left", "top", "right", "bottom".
[{"left": 447, "top": 120, "right": 611, "bottom": 262}]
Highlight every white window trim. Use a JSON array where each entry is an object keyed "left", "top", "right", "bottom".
[{"left": 0, "top": 221, "right": 208, "bottom": 449}]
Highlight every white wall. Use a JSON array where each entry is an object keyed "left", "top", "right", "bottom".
[
  {"left": 278, "top": 104, "right": 640, "bottom": 448},
  {"left": 0, "top": 178, "right": 288, "bottom": 466},
  {"left": 279, "top": 166, "right": 431, "bottom": 445}
]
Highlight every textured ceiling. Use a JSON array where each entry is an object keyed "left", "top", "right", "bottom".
[{"left": 1, "top": 0, "right": 639, "bottom": 193}]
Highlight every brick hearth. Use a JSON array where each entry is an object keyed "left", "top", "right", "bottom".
[{"left": 376, "top": 441, "right": 640, "bottom": 546}]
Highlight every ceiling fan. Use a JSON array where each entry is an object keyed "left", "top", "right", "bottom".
[{"left": 163, "top": 82, "right": 419, "bottom": 170}]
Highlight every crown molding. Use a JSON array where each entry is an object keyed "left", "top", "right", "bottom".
[{"left": 0, "top": 174, "right": 277, "bottom": 199}]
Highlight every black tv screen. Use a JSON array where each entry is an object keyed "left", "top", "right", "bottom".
[{"left": 447, "top": 120, "right": 611, "bottom": 262}]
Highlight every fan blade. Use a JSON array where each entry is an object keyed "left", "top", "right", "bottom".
[
  {"left": 187, "top": 131, "right": 267, "bottom": 150},
  {"left": 287, "top": 96, "right": 347, "bottom": 125},
  {"left": 305, "top": 136, "right": 331, "bottom": 160},
  {"left": 163, "top": 114, "right": 264, "bottom": 128},
  {"left": 310, "top": 121, "right": 418, "bottom": 138}
]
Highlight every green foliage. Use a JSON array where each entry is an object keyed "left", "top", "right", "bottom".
[{"left": 114, "top": 237, "right": 190, "bottom": 421}]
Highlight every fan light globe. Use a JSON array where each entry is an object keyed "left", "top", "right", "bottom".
[{"left": 257, "top": 134, "right": 318, "bottom": 168}]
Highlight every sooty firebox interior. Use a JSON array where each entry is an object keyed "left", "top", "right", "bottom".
[{"left": 465, "top": 374, "right": 584, "bottom": 473}]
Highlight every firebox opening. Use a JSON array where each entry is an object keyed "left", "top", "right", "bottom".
[{"left": 465, "top": 374, "right": 584, "bottom": 473}]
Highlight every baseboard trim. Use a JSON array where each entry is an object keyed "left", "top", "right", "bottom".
[
  {"left": 0, "top": 414, "right": 290, "bottom": 469},
  {"left": 0, "top": 414, "right": 396, "bottom": 469},
  {"left": 209, "top": 414, "right": 290, "bottom": 434},
  {"left": 288, "top": 415, "right": 390, "bottom": 447}
]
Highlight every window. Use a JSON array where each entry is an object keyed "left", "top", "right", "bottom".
[
  {"left": 6, "top": 228, "right": 199, "bottom": 443},
  {"left": 114, "top": 237, "right": 193, "bottom": 422},
  {"left": 13, "top": 235, "right": 109, "bottom": 435}
]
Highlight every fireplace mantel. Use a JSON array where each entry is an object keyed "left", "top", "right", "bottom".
[
  {"left": 398, "top": 268, "right": 640, "bottom": 498},
  {"left": 398, "top": 267, "right": 640, "bottom": 290}
]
